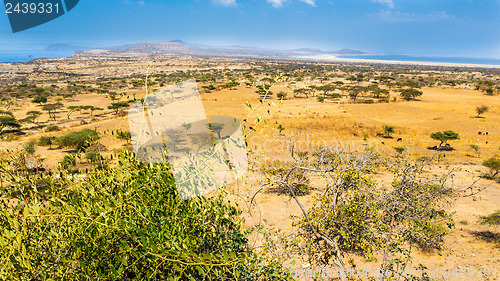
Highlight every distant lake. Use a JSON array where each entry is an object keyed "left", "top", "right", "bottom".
[
  {"left": 1, "top": 50, "right": 499, "bottom": 67},
  {"left": 0, "top": 51, "right": 75, "bottom": 63},
  {"left": 336, "top": 54, "right": 500, "bottom": 67}
]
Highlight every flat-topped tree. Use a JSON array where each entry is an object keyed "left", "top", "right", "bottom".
[
  {"left": 42, "top": 103, "right": 64, "bottom": 121},
  {"left": 475, "top": 105, "right": 488, "bottom": 118},
  {"left": 293, "top": 88, "right": 309, "bottom": 99},
  {"left": 430, "top": 130, "right": 459, "bottom": 148},
  {"left": 0, "top": 111, "right": 21, "bottom": 134},
  {"left": 66, "top": 106, "right": 81, "bottom": 119},
  {"left": 87, "top": 106, "right": 103, "bottom": 116},
  {"left": 371, "top": 87, "right": 389, "bottom": 98},
  {"left": 346, "top": 85, "right": 367, "bottom": 101},
  {"left": 108, "top": 102, "right": 129, "bottom": 115},
  {"left": 26, "top": 111, "right": 42, "bottom": 124},
  {"left": 108, "top": 92, "right": 118, "bottom": 101},
  {"left": 207, "top": 122, "right": 225, "bottom": 139},
  {"left": 400, "top": 88, "right": 423, "bottom": 101},
  {"left": 317, "top": 85, "right": 336, "bottom": 98}
]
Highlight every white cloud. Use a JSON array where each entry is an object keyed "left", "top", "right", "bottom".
[
  {"left": 138, "top": 0, "right": 145, "bottom": 6},
  {"left": 372, "top": 0, "right": 394, "bottom": 9},
  {"left": 266, "top": 0, "right": 288, "bottom": 8},
  {"left": 376, "top": 10, "right": 452, "bottom": 22},
  {"left": 299, "top": 0, "right": 316, "bottom": 7},
  {"left": 212, "top": 0, "right": 236, "bottom": 6}
]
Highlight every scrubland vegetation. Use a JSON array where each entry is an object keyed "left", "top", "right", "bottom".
[{"left": 0, "top": 55, "right": 499, "bottom": 280}]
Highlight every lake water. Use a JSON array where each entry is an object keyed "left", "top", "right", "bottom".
[
  {"left": 0, "top": 51, "right": 75, "bottom": 63},
  {"left": 1, "top": 51, "right": 499, "bottom": 67},
  {"left": 336, "top": 54, "right": 500, "bottom": 66}
]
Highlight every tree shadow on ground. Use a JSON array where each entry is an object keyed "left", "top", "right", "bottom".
[
  {"left": 470, "top": 231, "right": 500, "bottom": 248},
  {"left": 427, "top": 145, "right": 454, "bottom": 151}
]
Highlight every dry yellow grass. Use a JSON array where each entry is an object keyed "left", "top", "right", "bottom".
[{"left": 2, "top": 79, "right": 499, "bottom": 279}]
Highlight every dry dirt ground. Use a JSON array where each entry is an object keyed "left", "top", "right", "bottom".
[{"left": 1, "top": 80, "right": 499, "bottom": 280}]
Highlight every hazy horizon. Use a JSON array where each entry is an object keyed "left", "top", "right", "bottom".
[{"left": 1, "top": 0, "right": 499, "bottom": 59}]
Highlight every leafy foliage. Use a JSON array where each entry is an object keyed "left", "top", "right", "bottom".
[
  {"left": 59, "top": 153, "right": 78, "bottom": 169},
  {"left": 45, "top": 125, "right": 61, "bottom": 132},
  {"left": 0, "top": 111, "right": 21, "bottom": 134},
  {"left": 108, "top": 102, "right": 130, "bottom": 114},
  {"left": 56, "top": 129, "right": 100, "bottom": 151},
  {"left": 430, "top": 130, "right": 459, "bottom": 147},
  {"left": 31, "top": 96, "right": 47, "bottom": 104},
  {"left": 476, "top": 105, "right": 488, "bottom": 117},
  {"left": 0, "top": 152, "right": 291, "bottom": 280},
  {"left": 258, "top": 141, "right": 460, "bottom": 280},
  {"left": 399, "top": 88, "right": 423, "bottom": 101},
  {"left": 483, "top": 158, "right": 500, "bottom": 178},
  {"left": 42, "top": 102, "right": 64, "bottom": 121},
  {"left": 383, "top": 125, "right": 395, "bottom": 137},
  {"left": 38, "top": 136, "right": 56, "bottom": 146},
  {"left": 23, "top": 141, "right": 36, "bottom": 154}
]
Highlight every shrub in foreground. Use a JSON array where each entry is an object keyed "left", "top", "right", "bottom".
[{"left": 0, "top": 152, "right": 291, "bottom": 280}]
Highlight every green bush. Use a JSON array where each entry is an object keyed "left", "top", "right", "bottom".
[
  {"left": 57, "top": 129, "right": 100, "bottom": 151},
  {"left": 85, "top": 151, "right": 102, "bottom": 163},
  {"left": 483, "top": 158, "right": 500, "bottom": 178},
  {"left": 0, "top": 152, "right": 291, "bottom": 280},
  {"left": 59, "top": 154, "right": 77, "bottom": 169},
  {"left": 45, "top": 125, "right": 61, "bottom": 132},
  {"left": 38, "top": 136, "right": 55, "bottom": 146},
  {"left": 23, "top": 141, "right": 36, "bottom": 154},
  {"left": 31, "top": 95, "right": 47, "bottom": 104}
]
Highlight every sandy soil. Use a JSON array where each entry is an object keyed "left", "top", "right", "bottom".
[{"left": 1, "top": 58, "right": 499, "bottom": 280}]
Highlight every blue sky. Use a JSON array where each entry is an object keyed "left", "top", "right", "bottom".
[{"left": 0, "top": 0, "right": 499, "bottom": 58}]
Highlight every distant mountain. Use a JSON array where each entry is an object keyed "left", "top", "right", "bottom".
[
  {"left": 126, "top": 42, "right": 188, "bottom": 53},
  {"left": 72, "top": 40, "right": 365, "bottom": 59},
  {"left": 333, "top": 49, "right": 365, "bottom": 55}
]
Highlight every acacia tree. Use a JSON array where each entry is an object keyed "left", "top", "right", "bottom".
[
  {"left": 89, "top": 106, "right": 104, "bottom": 116},
  {"left": 108, "top": 102, "right": 129, "bottom": 114},
  {"left": 383, "top": 125, "right": 395, "bottom": 138},
  {"left": 207, "top": 123, "right": 225, "bottom": 140},
  {"left": 0, "top": 111, "right": 21, "bottom": 134},
  {"left": 346, "top": 86, "right": 367, "bottom": 102},
  {"left": 81, "top": 105, "right": 103, "bottom": 116},
  {"left": 293, "top": 88, "right": 310, "bottom": 99},
  {"left": 317, "top": 85, "right": 336, "bottom": 99},
  {"left": 66, "top": 106, "right": 81, "bottom": 119},
  {"left": 371, "top": 87, "right": 389, "bottom": 98},
  {"left": 430, "top": 130, "right": 459, "bottom": 148},
  {"left": 475, "top": 105, "right": 488, "bottom": 118},
  {"left": 42, "top": 102, "right": 64, "bottom": 121},
  {"left": 400, "top": 88, "right": 423, "bottom": 101},
  {"left": 26, "top": 111, "right": 42, "bottom": 124}
]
